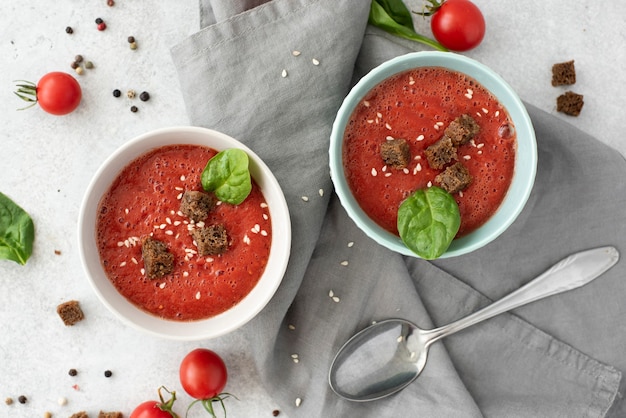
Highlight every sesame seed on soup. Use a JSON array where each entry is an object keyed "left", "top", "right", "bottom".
[
  {"left": 96, "top": 144, "right": 271, "bottom": 321},
  {"left": 343, "top": 67, "right": 516, "bottom": 237}
]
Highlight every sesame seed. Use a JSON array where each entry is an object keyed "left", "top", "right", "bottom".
[
  {"left": 340, "top": 260, "right": 349, "bottom": 266},
  {"left": 292, "top": 50, "right": 301, "bottom": 56},
  {"left": 177, "top": 192, "right": 183, "bottom": 200},
  {"left": 463, "top": 155, "right": 471, "bottom": 160},
  {"left": 119, "top": 261, "right": 126, "bottom": 267},
  {"left": 416, "top": 163, "right": 422, "bottom": 172},
  {"left": 312, "top": 58, "right": 320, "bottom": 65},
  {"left": 291, "top": 353, "right": 299, "bottom": 359},
  {"left": 166, "top": 217, "right": 172, "bottom": 224},
  {"left": 175, "top": 186, "right": 183, "bottom": 191},
  {"left": 367, "top": 119, "right": 374, "bottom": 124},
  {"left": 318, "top": 188, "right": 324, "bottom": 197},
  {"left": 382, "top": 165, "right": 387, "bottom": 172},
  {"left": 197, "top": 221, "right": 205, "bottom": 228},
  {"left": 434, "top": 124, "right": 440, "bottom": 130},
  {"left": 301, "top": 196, "right": 309, "bottom": 202},
  {"left": 160, "top": 223, "right": 166, "bottom": 229},
  {"left": 459, "top": 191, "right": 464, "bottom": 198},
  {"left": 376, "top": 112, "right": 383, "bottom": 119},
  {"left": 332, "top": 296, "right": 340, "bottom": 303},
  {"left": 403, "top": 168, "right": 409, "bottom": 174},
  {"left": 363, "top": 100, "right": 370, "bottom": 107},
  {"left": 495, "top": 110, "right": 500, "bottom": 117},
  {"left": 467, "top": 88, "right": 473, "bottom": 95},
  {"left": 347, "top": 241, "right": 354, "bottom": 247},
  {"left": 263, "top": 214, "right": 269, "bottom": 220},
  {"left": 397, "top": 335, "right": 404, "bottom": 343},
  {"left": 477, "top": 143, "right": 485, "bottom": 149},
  {"left": 125, "top": 208, "right": 129, "bottom": 214},
  {"left": 260, "top": 202, "right": 268, "bottom": 208},
  {"left": 160, "top": 282, "right": 166, "bottom": 289},
  {"left": 482, "top": 108, "right": 489, "bottom": 114},
  {"left": 436, "top": 121, "right": 444, "bottom": 126},
  {"left": 196, "top": 291, "right": 201, "bottom": 300},
  {"left": 465, "top": 93, "right": 473, "bottom": 99},
  {"left": 177, "top": 210, "right": 184, "bottom": 216},
  {"left": 476, "top": 112, "right": 482, "bottom": 118},
  {"left": 261, "top": 230, "right": 268, "bottom": 236},
  {"left": 417, "top": 135, "right": 424, "bottom": 141},
  {"left": 386, "top": 135, "right": 394, "bottom": 140},
  {"left": 385, "top": 123, "right": 392, "bottom": 130},
  {"left": 478, "top": 150, "right": 483, "bottom": 155},
  {"left": 293, "top": 358, "right": 300, "bottom": 364},
  {"left": 180, "top": 175, "right": 186, "bottom": 181},
  {"left": 409, "top": 77, "right": 415, "bottom": 85},
  {"left": 140, "top": 268, "right": 145, "bottom": 275},
  {"left": 328, "top": 290, "right": 334, "bottom": 297},
  {"left": 58, "top": 397, "right": 67, "bottom": 406},
  {"left": 385, "top": 172, "right": 392, "bottom": 177},
  {"left": 288, "top": 324, "right": 296, "bottom": 330},
  {"left": 427, "top": 181, "right": 432, "bottom": 187},
  {"left": 165, "top": 230, "right": 174, "bottom": 235},
  {"left": 295, "top": 398, "right": 302, "bottom": 407},
  {"left": 183, "top": 271, "right": 189, "bottom": 277},
  {"left": 243, "top": 234, "right": 251, "bottom": 245},
  {"left": 117, "top": 241, "right": 124, "bottom": 247},
  {"left": 281, "top": 69, "right": 288, "bottom": 78},
  {"left": 173, "top": 221, "right": 181, "bottom": 226}
]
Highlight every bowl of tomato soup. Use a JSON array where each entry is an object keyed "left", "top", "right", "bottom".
[
  {"left": 78, "top": 127, "right": 291, "bottom": 340},
  {"left": 330, "top": 52, "right": 537, "bottom": 258}
]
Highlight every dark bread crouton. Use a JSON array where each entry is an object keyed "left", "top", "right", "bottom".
[
  {"left": 425, "top": 136, "right": 457, "bottom": 170},
  {"left": 70, "top": 412, "right": 89, "bottom": 418},
  {"left": 57, "top": 300, "right": 85, "bottom": 326},
  {"left": 380, "top": 138, "right": 411, "bottom": 169},
  {"left": 180, "top": 190, "right": 216, "bottom": 222},
  {"left": 444, "top": 114, "right": 480, "bottom": 146},
  {"left": 98, "top": 412, "right": 123, "bottom": 418},
  {"left": 435, "top": 162, "right": 472, "bottom": 194},
  {"left": 556, "top": 91, "right": 584, "bottom": 116},
  {"left": 141, "top": 237, "right": 174, "bottom": 279},
  {"left": 191, "top": 224, "right": 229, "bottom": 256},
  {"left": 552, "top": 60, "right": 576, "bottom": 86}
]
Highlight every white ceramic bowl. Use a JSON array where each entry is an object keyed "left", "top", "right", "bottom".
[
  {"left": 78, "top": 127, "right": 291, "bottom": 340},
  {"left": 330, "top": 51, "right": 537, "bottom": 258}
]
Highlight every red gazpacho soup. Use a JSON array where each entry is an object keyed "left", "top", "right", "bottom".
[
  {"left": 96, "top": 144, "right": 272, "bottom": 321},
  {"left": 343, "top": 67, "right": 516, "bottom": 237}
]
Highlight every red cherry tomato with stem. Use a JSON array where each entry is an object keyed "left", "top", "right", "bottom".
[
  {"left": 14, "top": 72, "right": 82, "bottom": 115},
  {"left": 179, "top": 348, "right": 235, "bottom": 417},
  {"left": 130, "top": 387, "right": 180, "bottom": 418},
  {"left": 423, "top": 0, "right": 486, "bottom": 51}
]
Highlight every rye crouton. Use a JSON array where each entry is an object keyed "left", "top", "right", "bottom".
[
  {"left": 98, "top": 411, "right": 123, "bottom": 418},
  {"left": 425, "top": 136, "right": 457, "bottom": 169},
  {"left": 444, "top": 114, "right": 480, "bottom": 146},
  {"left": 551, "top": 60, "right": 576, "bottom": 86},
  {"left": 57, "top": 300, "right": 85, "bottom": 326},
  {"left": 435, "top": 162, "right": 473, "bottom": 194},
  {"left": 141, "top": 237, "right": 174, "bottom": 279},
  {"left": 380, "top": 138, "right": 411, "bottom": 169},
  {"left": 556, "top": 91, "right": 584, "bottom": 116},
  {"left": 180, "top": 190, "right": 216, "bottom": 222},
  {"left": 191, "top": 224, "right": 229, "bottom": 256},
  {"left": 70, "top": 412, "right": 89, "bottom": 418}
]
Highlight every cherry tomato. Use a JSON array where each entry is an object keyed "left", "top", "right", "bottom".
[
  {"left": 14, "top": 72, "right": 81, "bottom": 115},
  {"left": 179, "top": 348, "right": 228, "bottom": 400},
  {"left": 430, "top": 0, "right": 485, "bottom": 51},
  {"left": 130, "top": 401, "right": 178, "bottom": 418}
]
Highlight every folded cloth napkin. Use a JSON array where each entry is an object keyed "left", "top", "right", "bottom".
[{"left": 171, "top": 1, "right": 626, "bottom": 416}]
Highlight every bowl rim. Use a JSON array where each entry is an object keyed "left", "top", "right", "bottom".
[
  {"left": 329, "top": 51, "right": 537, "bottom": 258},
  {"left": 78, "top": 126, "right": 291, "bottom": 340}
]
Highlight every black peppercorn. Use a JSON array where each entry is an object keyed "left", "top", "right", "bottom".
[
  {"left": 113, "top": 89, "right": 121, "bottom": 98},
  {"left": 95, "top": 17, "right": 103, "bottom": 24},
  {"left": 68, "top": 368, "right": 78, "bottom": 376},
  {"left": 139, "top": 91, "right": 150, "bottom": 102},
  {"left": 107, "top": 0, "right": 115, "bottom": 6},
  {"left": 104, "top": 370, "right": 113, "bottom": 377},
  {"left": 272, "top": 410, "right": 280, "bottom": 416},
  {"left": 71, "top": 61, "right": 79, "bottom": 69},
  {"left": 130, "top": 106, "right": 138, "bottom": 113},
  {"left": 127, "top": 36, "right": 135, "bottom": 43},
  {"left": 18, "top": 396, "right": 27, "bottom": 404},
  {"left": 65, "top": 26, "right": 73, "bottom": 34},
  {"left": 74, "top": 54, "right": 83, "bottom": 63}
]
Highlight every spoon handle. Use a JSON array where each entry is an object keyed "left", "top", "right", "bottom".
[{"left": 426, "top": 246, "right": 619, "bottom": 344}]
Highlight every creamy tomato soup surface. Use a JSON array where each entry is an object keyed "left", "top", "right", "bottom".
[
  {"left": 343, "top": 67, "right": 517, "bottom": 237},
  {"left": 96, "top": 144, "right": 272, "bottom": 321}
]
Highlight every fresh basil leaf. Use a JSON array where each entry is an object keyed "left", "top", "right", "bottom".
[
  {"left": 201, "top": 148, "right": 252, "bottom": 205},
  {"left": 0, "top": 192, "right": 35, "bottom": 265},
  {"left": 375, "top": 0, "right": 414, "bottom": 30},
  {"left": 369, "top": 0, "right": 448, "bottom": 52},
  {"left": 397, "top": 186, "right": 460, "bottom": 259}
]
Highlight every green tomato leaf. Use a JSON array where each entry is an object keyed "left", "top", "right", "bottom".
[
  {"left": 0, "top": 192, "right": 35, "bottom": 265},
  {"left": 397, "top": 187, "right": 460, "bottom": 260},
  {"left": 201, "top": 148, "right": 252, "bottom": 205},
  {"left": 369, "top": 0, "right": 448, "bottom": 51}
]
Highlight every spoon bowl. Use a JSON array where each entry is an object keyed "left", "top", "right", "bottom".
[{"left": 329, "top": 246, "right": 619, "bottom": 401}]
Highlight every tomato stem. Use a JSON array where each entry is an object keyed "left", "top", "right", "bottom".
[
  {"left": 414, "top": 0, "right": 444, "bottom": 17},
  {"left": 185, "top": 393, "right": 237, "bottom": 418},
  {"left": 157, "top": 386, "right": 180, "bottom": 418},
  {"left": 13, "top": 80, "right": 38, "bottom": 110}
]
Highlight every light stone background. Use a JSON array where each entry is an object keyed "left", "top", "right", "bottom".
[{"left": 0, "top": 1, "right": 624, "bottom": 417}]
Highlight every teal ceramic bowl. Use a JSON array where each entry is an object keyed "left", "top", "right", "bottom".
[{"left": 329, "top": 51, "right": 537, "bottom": 258}]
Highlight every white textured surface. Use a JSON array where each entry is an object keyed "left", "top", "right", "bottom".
[{"left": 0, "top": 1, "right": 624, "bottom": 417}]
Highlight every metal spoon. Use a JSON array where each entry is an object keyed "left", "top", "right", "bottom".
[{"left": 328, "top": 246, "right": 619, "bottom": 402}]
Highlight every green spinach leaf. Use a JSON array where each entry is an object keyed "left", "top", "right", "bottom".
[
  {"left": 369, "top": 0, "right": 448, "bottom": 51},
  {"left": 201, "top": 148, "right": 252, "bottom": 205},
  {"left": 0, "top": 192, "right": 35, "bottom": 265},
  {"left": 397, "top": 186, "right": 460, "bottom": 259}
]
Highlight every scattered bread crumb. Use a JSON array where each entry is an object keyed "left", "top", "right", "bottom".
[{"left": 57, "top": 300, "right": 85, "bottom": 326}]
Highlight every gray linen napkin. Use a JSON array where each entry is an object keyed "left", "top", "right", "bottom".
[{"left": 171, "top": 1, "right": 625, "bottom": 416}]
